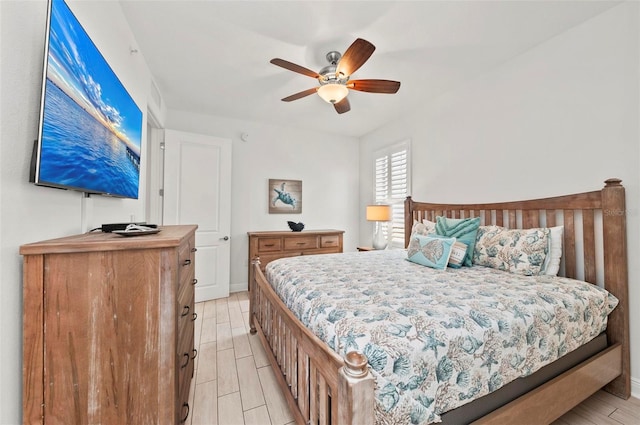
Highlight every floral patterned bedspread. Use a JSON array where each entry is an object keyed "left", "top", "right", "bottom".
[{"left": 265, "top": 250, "right": 618, "bottom": 424}]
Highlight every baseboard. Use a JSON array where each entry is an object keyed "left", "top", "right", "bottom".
[
  {"left": 230, "top": 281, "right": 248, "bottom": 294},
  {"left": 631, "top": 376, "right": 640, "bottom": 399}
]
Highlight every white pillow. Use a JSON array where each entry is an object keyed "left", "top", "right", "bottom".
[
  {"left": 410, "top": 219, "right": 436, "bottom": 236},
  {"left": 422, "top": 219, "right": 436, "bottom": 234},
  {"left": 541, "top": 226, "right": 563, "bottom": 276}
]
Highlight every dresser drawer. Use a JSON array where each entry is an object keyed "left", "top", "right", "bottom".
[
  {"left": 178, "top": 243, "right": 194, "bottom": 287},
  {"left": 178, "top": 241, "right": 191, "bottom": 266},
  {"left": 177, "top": 296, "right": 195, "bottom": 371},
  {"left": 179, "top": 264, "right": 194, "bottom": 292},
  {"left": 258, "top": 238, "right": 282, "bottom": 252},
  {"left": 320, "top": 235, "right": 340, "bottom": 248},
  {"left": 177, "top": 328, "right": 194, "bottom": 423},
  {"left": 178, "top": 279, "right": 194, "bottom": 319},
  {"left": 178, "top": 315, "right": 194, "bottom": 362},
  {"left": 284, "top": 236, "right": 318, "bottom": 251}
]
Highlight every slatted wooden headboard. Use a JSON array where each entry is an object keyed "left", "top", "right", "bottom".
[{"left": 404, "top": 178, "right": 630, "bottom": 398}]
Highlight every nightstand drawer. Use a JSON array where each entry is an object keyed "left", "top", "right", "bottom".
[
  {"left": 258, "top": 238, "right": 282, "bottom": 252},
  {"left": 320, "top": 235, "right": 339, "bottom": 248},
  {"left": 284, "top": 236, "right": 318, "bottom": 250}
]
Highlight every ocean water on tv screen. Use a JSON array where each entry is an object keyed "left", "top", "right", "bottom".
[{"left": 39, "top": 79, "right": 139, "bottom": 199}]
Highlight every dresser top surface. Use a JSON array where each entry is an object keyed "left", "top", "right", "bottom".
[
  {"left": 247, "top": 229, "right": 344, "bottom": 237},
  {"left": 20, "top": 225, "right": 198, "bottom": 255}
]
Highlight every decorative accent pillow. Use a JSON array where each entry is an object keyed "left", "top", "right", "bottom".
[
  {"left": 448, "top": 241, "right": 468, "bottom": 267},
  {"left": 435, "top": 216, "right": 481, "bottom": 267},
  {"left": 422, "top": 219, "right": 436, "bottom": 234},
  {"left": 474, "top": 226, "right": 550, "bottom": 276},
  {"left": 541, "top": 226, "right": 563, "bottom": 276},
  {"left": 410, "top": 220, "right": 435, "bottom": 237},
  {"left": 407, "top": 234, "right": 456, "bottom": 270}
]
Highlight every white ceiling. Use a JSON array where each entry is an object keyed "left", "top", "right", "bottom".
[{"left": 119, "top": 1, "right": 620, "bottom": 138}]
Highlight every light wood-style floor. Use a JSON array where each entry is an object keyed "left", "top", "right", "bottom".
[{"left": 190, "top": 293, "right": 640, "bottom": 425}]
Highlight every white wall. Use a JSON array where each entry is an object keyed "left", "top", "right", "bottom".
[
  {"left": 360, "top": 2, "right": 640, "bottom": 396},
  {"left": 166, "top": 110, "right": 360, "bottom": 293},
  {"left": 0, "top": 1, "right": 155, "bottom": 421}
]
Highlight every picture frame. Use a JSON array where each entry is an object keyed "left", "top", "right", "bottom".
[{"left": 269, "top": 179, "right": 302, "bottom": 214}]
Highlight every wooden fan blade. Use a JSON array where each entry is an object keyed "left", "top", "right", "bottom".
[
  {"left": 335, "top": 38, "right": 375, "bottom": 78},
  {"left": 348, "top": 79, "right": 401, "bottom": 94},
  {"left": 270, "top": 58, "right": 320, "bottom": 79},
  {"left": 333, "top": 97, "right": 351, "bottom": 114},
  {"left": 281, "top": 87, "right": 318, "bottom": 102}
]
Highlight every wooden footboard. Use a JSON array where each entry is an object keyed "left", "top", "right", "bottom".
[{"left": 249, "top": 259, "right": 374, "bottom": 425}]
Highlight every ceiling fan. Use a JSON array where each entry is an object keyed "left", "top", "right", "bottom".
[{"left": 270, "top": 38, "right": 401, "bottom": 114}]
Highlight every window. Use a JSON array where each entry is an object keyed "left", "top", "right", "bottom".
[{"left": 374, "top": 140, "right": 411, "bottom": 248}]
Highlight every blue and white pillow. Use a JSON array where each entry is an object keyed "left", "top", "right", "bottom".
[
  {"left": 473, "top": 225, "right": 550, "bottom": 276},
  {"left": 407, "top": 234, "right": 457, "bottom": 270},
  {"left": 435, "top": 216, "right": 481, "bottom": 267}
]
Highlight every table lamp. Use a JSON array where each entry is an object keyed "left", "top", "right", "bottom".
[{"left": 366, "top": 204, "right": 392, "bottom": 250}]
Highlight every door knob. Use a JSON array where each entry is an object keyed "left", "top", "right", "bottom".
[{"left": 221, "top": 236, "right": 229, "bottom": 241}]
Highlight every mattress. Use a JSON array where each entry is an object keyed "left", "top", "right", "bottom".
[{"left": 265, "top": 249, "right": 619, "bottom": 424}]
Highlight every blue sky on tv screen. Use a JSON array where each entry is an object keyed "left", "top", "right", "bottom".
[{"left": 47, "top": 0, "right": 142, "bottom": 153}]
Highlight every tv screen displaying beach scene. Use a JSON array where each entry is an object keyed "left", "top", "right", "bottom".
[{"left": 35, "top": 0, "right": 143, "bottom": 199}]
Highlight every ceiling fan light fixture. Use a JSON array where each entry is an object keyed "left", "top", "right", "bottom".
[
  {"left": 270, "top": 38, "right": 400, "bottom": 114},
  {"left": 317, "top": 83, "right": 349, "bottom": 104}
]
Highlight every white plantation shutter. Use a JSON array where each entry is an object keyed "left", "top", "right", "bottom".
[{"left": 374, "top": 141, "right": 411, "bottom": 248}]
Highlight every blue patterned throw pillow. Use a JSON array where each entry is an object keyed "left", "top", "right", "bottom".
[
  {"left": 435, "top": 216, "right": 481, "bottom": 267},
  {"left": 407, "top": 234, "right": 457, "bottom": 270}
]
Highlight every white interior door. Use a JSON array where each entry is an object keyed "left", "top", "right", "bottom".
[{"left": 163, "top": 129, "right": 231, "bottom": 301}]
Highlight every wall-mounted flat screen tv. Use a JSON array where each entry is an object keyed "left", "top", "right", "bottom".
[{"left": 32, "top": 0, "right": 143, "bottom": 199}]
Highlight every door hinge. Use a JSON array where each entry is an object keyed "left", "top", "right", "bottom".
[
  {"left": 159, "top": 188, "right": 164, "bottom": 196},
  {"left": 160, "top": 142, "right": 165, "bottom": 150}
]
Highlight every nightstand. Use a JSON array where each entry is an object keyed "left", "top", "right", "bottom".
[{"left": 357, "top": 246, "right": 375, "bottom": 252}]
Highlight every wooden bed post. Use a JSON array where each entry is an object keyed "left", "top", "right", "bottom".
[
  {"left": 249, "top": 257, "right": 260, "bottom": 335},
  {"left": 601, "top": 178, "right": 630, "bottom": 399},
  {"left": 404, "top": 196, "right": 414, "bottom": 248},
  {"left": 338, "top": 351, "right": 375, "bottom": 425}
]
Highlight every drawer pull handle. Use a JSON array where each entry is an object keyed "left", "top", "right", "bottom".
[
  {"left": 191, "top": 247, "right": 197, "bottom": 252},
  {"left": 296, "top": 242, "right": 306, "bottom": 245},
  {"left": 180, "top": 403, "right": 190, "bottom": 423},
  {"left": 191, "top": 348, "right": 198, "bottom": 360},
  {"left": 181, "top": 353, "right": 190, "bottom": 368},
  {"left": 264, "top": 243, "right": 275, "bottom": 247},
  {"left": 181, "top": 305, "right": 190, "bottom": 317},
  {"left": 192, "top": 278, "right": 198, "bottom": 285},
  {"left": 183, "top": 259, "right": 191, "bottom": 266},
  {"left": 325, "top": 241, "right": 335, "bottom": 244},
  {"left": 192, "top": 312, "right": 198, "bottom": 322}
]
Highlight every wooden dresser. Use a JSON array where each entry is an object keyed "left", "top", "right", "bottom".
[
  {"left": 20, "top": 225, "right": 198, "bottom": 424},
  {"left": 247, "top": 229, "right": 344, "bottom": 276}
]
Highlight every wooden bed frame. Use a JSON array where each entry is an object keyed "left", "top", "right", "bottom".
[{"left": 249, "top": 178, "right": 630, "bottom": 425}]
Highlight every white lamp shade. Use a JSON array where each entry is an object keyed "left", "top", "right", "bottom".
[
  {"left": 366, "top": 205, "right": 392, "bottom": 222},
  {"left": 317, "top": 84, "right": 349, "bottom": 104}
]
